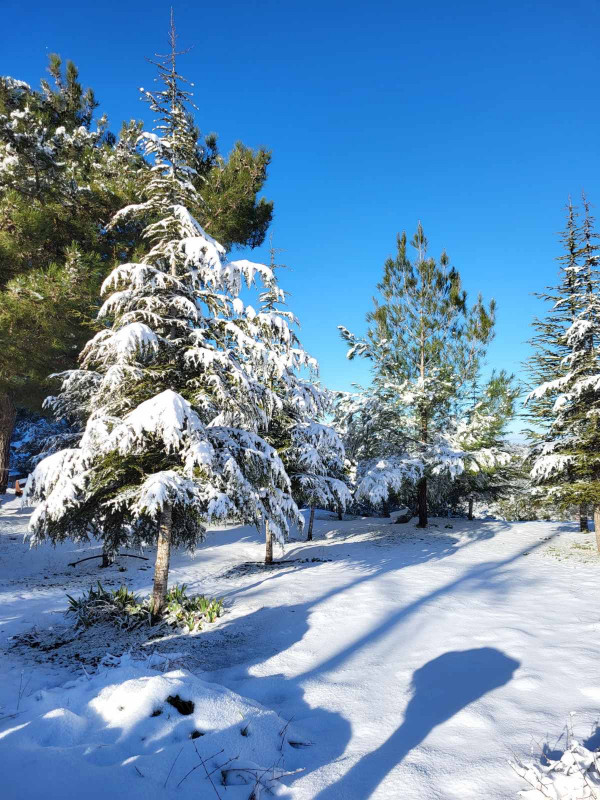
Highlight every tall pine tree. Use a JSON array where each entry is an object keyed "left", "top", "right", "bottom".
[
  {"left": 25, "top": 23, "right": 304, "bottom": 613},
  {"left": 338, "top": 223, "right": 503, "bottom": 526},
  {"left": 526, "top": 197, "right": 600, "bottom": 545}
]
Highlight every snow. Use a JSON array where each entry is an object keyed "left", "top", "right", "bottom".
[
  {"left": 3, "top": 493, "right": 600, "bottom": 799},
  {"left": 117, "top": 390, "right": 206, "bottom": 453},
  {"left": 513, "top": 739, "right": 600, "bottom": 798},
  {"left": 0, "top": 655, "right": 294, "bottom": 799}
]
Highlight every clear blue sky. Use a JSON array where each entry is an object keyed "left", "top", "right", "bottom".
[{"left": 3, "top": 0, "right": 599, "bottom": 410}]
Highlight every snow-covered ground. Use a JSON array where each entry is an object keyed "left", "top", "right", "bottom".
[{"left": 1, "top": 491, "right": 600, "bottom": 799}]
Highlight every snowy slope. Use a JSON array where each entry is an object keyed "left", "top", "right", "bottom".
[{"left": 1, "top": 491, "right": 600, "bottom": 799}]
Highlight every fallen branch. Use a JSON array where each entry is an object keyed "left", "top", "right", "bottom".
[{"left": 68, "top": 553, "right": 149, "bottom": 568}]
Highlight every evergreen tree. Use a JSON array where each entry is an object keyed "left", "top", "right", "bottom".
[
  {"left": 25, "top": 25, "right": 302, "bottom": 613},
  {"left": 443, "top": 371, "right": 519, "bottom": 518},
  {"left": 338, "top": 223, "right": 500, "bottom": 526},
  {"left": 258, "top": 241, "right": 351, "bottom": 557},
  {"left": 526, "top": 197, "right": 600, "bottom": 545},
  {"left": 0, "top": 46, "right": 274, "bottom": 491}
]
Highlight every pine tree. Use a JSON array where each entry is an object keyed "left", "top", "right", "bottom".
[
  {"left": 25, "top": 23, "right": 303, "bottom": 613},
  {"left": 0, "top": 62, "right": 143, "bottom": 491},
  {"left": 526, "top": 197, "right": 600, "bottom": 545},
  {"left": 259, "top": 240, "right": 351, "bottom": 555},
  {"left": 338, "top": 223, "right": 498, "bottom": 526},
  {"left": 445, "top": 371, "right": 519, "bottom": 519},
  {"left": 0, "top": 44, "right": 275, "bottom": 492}
]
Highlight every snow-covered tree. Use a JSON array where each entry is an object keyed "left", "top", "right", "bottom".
[
  {"left": 0, "top": 45, "right": 275, "bottom": 494},
  {"left": 258, "top": 243, "right": 351, "bottom": 555},
  {"left": 338, "top": 224, "right": 506, "bottom": 525},
  {"left": 284, "top": 419, "right": 351, "bottom": 540},
  {"left": 25, "top": 26, "right": 305, "bottom": 613},
  {"left": 526, "top": 197, "right": 600, "bottom": 544},
  {"left": 447, "top": 371, "right": 519, "bottom": 518}
]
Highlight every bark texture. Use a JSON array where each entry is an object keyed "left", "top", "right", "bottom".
[
  {"left": 417, "top": 477, "right": 428, "bottom": 528},
  {"left": 101, "top": 544, "right": 114, "bottom": 568},
  {"left": 594, "top": 506, "right": 600, "bottom": 554},
  {"left": 468, "top": 497, "right": 474, "bottom": 521},
  {"left": 152, "top": 505, "right": 172, "bottom": 615},
  {"left": 0, "top": 393, "right": 16, "bottom": 495},
  {"left": 265, "top": 519, "right": 273, "bottom": 564},
  {"left": 307, "top": 506, "right": 315, "bottom": 541},
  {"left": 580, "top": 503, "right": 589, "bottom": 532}
]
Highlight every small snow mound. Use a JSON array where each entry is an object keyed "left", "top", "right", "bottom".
[
  {"left": 0, "top": 660, "right": 301, "bottom": 798},
  {"left": 34, "top": 708, "right": 88, "bottom": 747}
]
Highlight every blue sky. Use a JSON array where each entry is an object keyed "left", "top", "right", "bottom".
[{"left": 3, "top": 0, "right": 599, "bottom": 415}]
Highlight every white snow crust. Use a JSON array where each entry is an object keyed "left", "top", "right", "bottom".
[{"left": 2, "top": 494, "right": 600, "bottom": 799}]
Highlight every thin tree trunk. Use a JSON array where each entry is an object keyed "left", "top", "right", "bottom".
[
  {"left": 152, "top": 505, "right": 172, "bottom": 616},
  {"left": 337, "top": 506, "right": 343, "bottom": 521},
  {"left": 595, "top": 506, "right": 600, "bottom": 554},
  {"left": 381, "top": 499, "right": 391, "bottom": 518},
  {"left": 580, "top": 503, "right": 589, "bottom": 532},
  {"left": 417, "top": 405, "right": 428, "bottom": 529},
  {"left": 307, "top": 506, "right": 315, "bottom": 540},
  {"left": 0, "top": 393, "right": 16, "bottom": 495},
  {"left": 101, "top": 544, "right": 114, "bottom": 568},
  {"left": 468, "top": 496, "right": 474, "bottom": 521},
  {"left": 265, "top": 518, "right": 273, "bottom": 564},
  {"left": 417, "top": 478, "right": 428, "bottom": 528}
]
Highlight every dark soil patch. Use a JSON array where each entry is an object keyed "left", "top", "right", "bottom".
[{"left": 166, "top": 694, "right": 194, "bottom": 715}]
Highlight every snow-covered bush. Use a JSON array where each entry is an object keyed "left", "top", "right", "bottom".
[
  {"left": 9, "top": 411, "right": 76, "bottom": 476},
  {"left": 0, "top": 657, "right": 301, "bottom": 799},
  {"left": 512, "top": 740, "right": 600, "bottom": 798}
]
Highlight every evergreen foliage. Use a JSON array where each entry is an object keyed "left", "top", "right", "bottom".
[
  {"left": 0, "top": 45, "right": 275, "bottom": 492},
  {"left": 25, "top": 24, "right": 322, "bottom": 613},
  {"left": 259, "top": 247, "right": 351, "bottom": 518},
  {"left": 526, "top": 197, "right": 600, "bottom": 527},
  {"left": 337, "top": 224, "right": 514, "bottom": 524}
]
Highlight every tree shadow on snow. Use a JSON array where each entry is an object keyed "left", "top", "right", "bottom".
[
  {"left": 178, "top": 532, "right": 551, "bottom": 793},
  {"left": 177, "top": 524, "right": 545, "bottom": 800},
  {"left": 313, "top": 647, "right": 520, "bottom": 799},
  {"left": 212, "top": 516, "right": 515, "bottom": 608}
]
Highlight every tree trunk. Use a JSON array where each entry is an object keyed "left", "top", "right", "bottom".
[
  {"left": 337, "top": 506, "right": 343, "bottom": 521},
  {"left": 381, "top": 499, "right": 391, "bottom": 518},
  {"left": 468, "top": 496, "right": 474, "bottom": 521},
  {"left": 152, "top": 505, "right": 172, "bottom": 616},
  {"left": 307, "top": 506, "right": 315, "bottom": 541},
  {"left": 101, "top": 543, "right": 114, "bottom": 568},
  {"left": 0, "top": 393, "right": 16, "bottom": 495},
  {"left": 416, "top": 477, "right": 428, "bottom": 528},
  {"left": 580, "top": 503, "right": 589, "bottom": 532},
  {"left": 417, "top": 405, "right": 428, "bottom": 529},
  {"left": 595, "top": 506, "right": 600, "bottom": 554},
  {"left": 265, "top": 518, "right": 273, "bottom": 564}
]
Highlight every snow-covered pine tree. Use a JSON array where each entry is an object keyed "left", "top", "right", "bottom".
[
  {"left": 25, "top": 23, "right": 305, "bottom": 613},
  {"left": 285, "top": 419, "right": 351, "bottom": 540},
  {"left": 258, "top": 241, "right": 351, "bottom": 554},
  {"left": 526, "top": 196, "right": 600, "bottom": 546},
  {"left": 338, "top": 224, "right": 498, "bottom": 526},
  {"left": 0, "top": 61, "right": 143, "bottom": 493},
  {"left": 444, "top": 371, "right": 518, "bottom": 519},
  {"left": 0, "top": 48, "right": 275, "bottom": 493}
]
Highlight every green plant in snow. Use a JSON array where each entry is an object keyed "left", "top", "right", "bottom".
[
  {"left": 66, "top": 582, "right": 148, "bottom": 630},
  {"left": 65, "top": 581, "right": 222, "bottom": 633}
]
